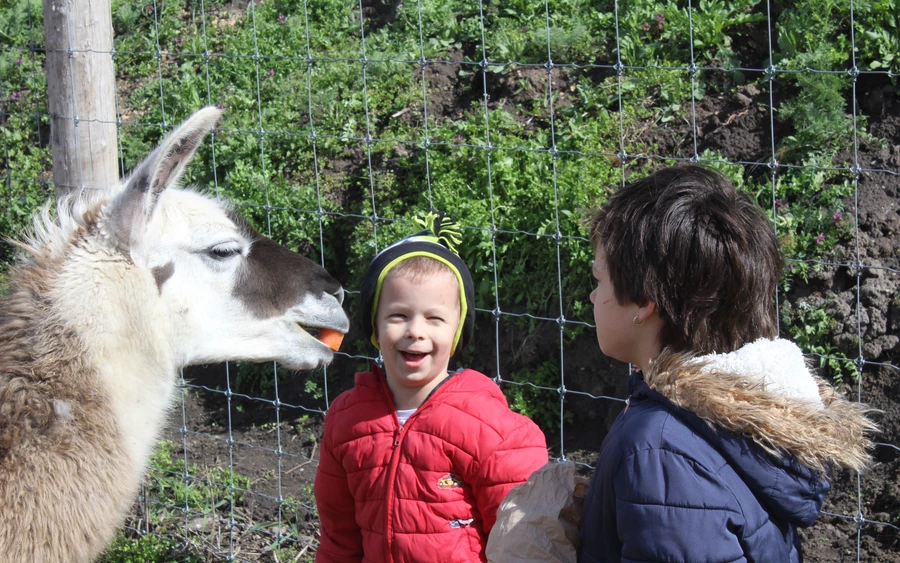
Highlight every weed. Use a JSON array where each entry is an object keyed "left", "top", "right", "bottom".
[
  {"left": 503, "top": 361, "right": 573, "bottom": 434},
  {"left": 147, "top": 440, "right": 252, "bottom": 516},
  {"left": 98, "top": 531, "right": 201, "bottom": 563},
  {"left": 780, "top": 300, "right": 859, "bottom": 385}
]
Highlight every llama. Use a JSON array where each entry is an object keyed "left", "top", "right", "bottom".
[{"left": 0, "top": 107, "right": 349, "bottom": 562}]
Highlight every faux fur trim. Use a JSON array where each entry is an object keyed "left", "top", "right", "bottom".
[
  {"left": 643, "top": 342, "right": 878, "bottom": 474},
  {"left": 695, "top": 338, "right": 823, "bottom": 407}
]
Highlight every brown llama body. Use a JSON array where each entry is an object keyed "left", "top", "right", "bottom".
[
  {"left": 1, "top": 261, "right": 132, "bottom": 562},
  {"left": 0, "top": 108, "right": 348, "bottom": 562}
]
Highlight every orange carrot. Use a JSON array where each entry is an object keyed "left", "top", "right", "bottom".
[{"left": 318, "top": 328, "right": 344, "bottom": 351}]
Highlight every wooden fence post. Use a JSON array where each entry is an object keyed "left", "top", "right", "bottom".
[{"left": 43, "top": 0, "right": 118, "bottom": 199}]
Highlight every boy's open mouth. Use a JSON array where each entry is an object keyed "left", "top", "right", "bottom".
[{"left": 400, "top": 351, "right": 427, "bottom": 364}]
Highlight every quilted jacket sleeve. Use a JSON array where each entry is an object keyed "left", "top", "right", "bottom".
[
  {"left": 612, "top": 448, "right": 769, "bottom": 563},
  {"left": 314, "top": 414, "right": 363, "bottom": 563},
  {"left": 469, "top": 416, "right": 548, "bottom": 534}
]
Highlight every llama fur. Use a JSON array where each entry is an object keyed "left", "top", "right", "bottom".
[{"left": 0, "top": 107, "right": 348, "bottom": 562}]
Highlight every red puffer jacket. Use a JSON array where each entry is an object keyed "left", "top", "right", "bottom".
[{"left": 314, "top": 366, "right": 548, "bottom": 563}]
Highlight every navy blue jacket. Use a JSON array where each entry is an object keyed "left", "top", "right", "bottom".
[{"left": 580, "top": 372, "right": 830, "bottom": 563}]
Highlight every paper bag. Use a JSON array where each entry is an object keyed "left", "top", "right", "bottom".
[{"left": 486, "top": 462, "right": 588, "bottom": 563}]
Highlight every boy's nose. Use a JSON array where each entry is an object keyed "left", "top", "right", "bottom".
[{"left": 405, "top": 318, "right": 426, "bottom": 339}]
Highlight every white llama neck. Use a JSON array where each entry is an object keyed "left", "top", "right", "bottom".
[{"left": 51, "top": 236, "right": 178, "bottom": 478}]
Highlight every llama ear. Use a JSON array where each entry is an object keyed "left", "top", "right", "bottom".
[
  {"left": 126, "top": 106, "right": 222, "bottom": 211},
  {"left": 108, "top": 107, "right": 222, "bottom": 248}
]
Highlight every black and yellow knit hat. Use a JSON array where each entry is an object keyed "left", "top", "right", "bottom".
[{"left": 359, "top": 211, "right": 475, "bottom": 356}]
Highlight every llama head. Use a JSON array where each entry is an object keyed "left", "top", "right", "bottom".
[{"left": 99, "top": 107, "right": 349, "bottom": 370}]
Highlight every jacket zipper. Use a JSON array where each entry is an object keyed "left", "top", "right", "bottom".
[
  {"left": 384, "top": 422, "right": 406, "bottom": 562},
  {"left": 379, "top": 368, "right": 459, "bottom": 562}
]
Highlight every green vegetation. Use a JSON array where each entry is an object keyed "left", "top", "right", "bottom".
[
  {"left": 145, "top": 439, "right": 252, "bottom": 512},
  {"left": 780, "top": 300, "right": 859, "bottom": 384},
  {"left": 504, "top": 360, "right": 574, "bottom": 434},
  {"left": 100, "top": 532, "right": 200, "bottom": 563},
  {"left": 96, "top": 439, "right": 252, "bottom": 563}
]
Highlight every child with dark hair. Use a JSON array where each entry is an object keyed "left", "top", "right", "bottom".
[
  {"left": 579, "top": 165, "right": 876, "bottom": 562},
  {"left": 314, "top": 212, "right": 548, "bottom": 563}
]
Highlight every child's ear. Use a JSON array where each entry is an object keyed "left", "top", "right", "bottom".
[{"left": 635, "top": 301, "right": 658, "bottom": 324}]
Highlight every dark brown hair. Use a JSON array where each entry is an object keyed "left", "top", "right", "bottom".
[{"left": 590, "top": 165, "right": 783, "bottom": 355}]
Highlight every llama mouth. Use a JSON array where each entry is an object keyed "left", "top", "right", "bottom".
[
  {"left": 301, "top": 325, "right": 321, "bottom": 339},
  {"left": 297, "top": 324, "right": 345, "bottom": 352}
]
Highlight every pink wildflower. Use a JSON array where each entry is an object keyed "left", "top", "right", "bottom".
[
  {"left": 277, "top": 14, "right": 287, "bottom": 23},
  {"left": 833, "top": 209, "right": 843, "bottom": 222},
  {"left": 815, "top": 232, "right": 826, "bottom": 245},
  {"left": 266, "top": 68, "right": 275, "bottom": 78}
]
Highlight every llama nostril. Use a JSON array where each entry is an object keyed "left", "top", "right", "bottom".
[{"left": 333, "top": 286, "right": 344, "bottom": 305}]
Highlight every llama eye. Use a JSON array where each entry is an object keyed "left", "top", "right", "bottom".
[{"left": 207, "top": 244, "right": 241, "bottom": 260}]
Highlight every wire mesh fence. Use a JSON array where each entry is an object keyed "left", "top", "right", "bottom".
[{"left": 1, "top": 0, "right": 899, "bottom": 560}]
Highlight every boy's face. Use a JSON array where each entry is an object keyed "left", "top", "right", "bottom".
[
  {"left": 590, "top": 246, "right": 641, "bottom": 366},
  {"left": 375, "top": 269, "right": 461, "bottom": 408}
]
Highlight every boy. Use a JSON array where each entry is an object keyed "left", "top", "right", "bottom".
[
  {"left": 314, "top": 212, "right": 548, "bottom": 562},
  {"left": 580, "top": 165, "right": 876, "bottom": 562}
]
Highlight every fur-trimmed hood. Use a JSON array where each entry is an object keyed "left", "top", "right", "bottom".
[{"left": 642, "top": 338, "right": 877, "bottom": 475}]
